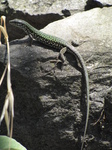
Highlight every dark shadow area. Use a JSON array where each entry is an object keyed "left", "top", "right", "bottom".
[
  {"left": 85, "top": 0, "right": 112, "bottom": 11},
  {"left": 0, "top": 6, "right": 63, "bottom": 41}
]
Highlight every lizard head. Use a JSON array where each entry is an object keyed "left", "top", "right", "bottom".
[{"left": 9, "top": 19, "right": 27, "bottom": 30}]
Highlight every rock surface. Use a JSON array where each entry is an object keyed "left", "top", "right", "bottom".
[
  {"left": 41, "top": 7, "right": 112, "bottom": 43},
  {"left": 7, "top": 0, "right": 86, "bottom": 15},
  {"left": 0, "top": 2, "right": 112, "bottom": 150}
]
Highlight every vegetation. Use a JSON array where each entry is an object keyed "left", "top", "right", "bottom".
[{"left": 0, "top": 16, "right": 27, "bottom": 150}]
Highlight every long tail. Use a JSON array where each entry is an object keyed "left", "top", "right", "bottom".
[
  {"left": 79, "top": 51, "right": 89, "bottom": 150},
  {"left": 81, "top": 82, "right": 89, "bottom": 150},
  {"left": 78, "top": 51, "right": 89, "bottom": 150},
  {"left": 67, "top": 44, "right": 89, "bottom": 150}
]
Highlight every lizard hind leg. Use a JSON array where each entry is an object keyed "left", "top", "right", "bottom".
[
  {"left": 50, "top": 47, "right": 67, "bottom": 70},
  {"left": 28, "top": 34, "right": 33, "bottom": 46},
  {"left": 58, "top": 47, "right": 67, "bottom": 63}
]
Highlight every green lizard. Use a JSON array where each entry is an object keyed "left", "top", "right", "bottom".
[{"left": 10, "top": 19, "right": 89, "bottom": 150}]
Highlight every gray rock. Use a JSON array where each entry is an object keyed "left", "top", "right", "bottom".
[
  {"left": 41, "top": 7, "right": 112, "bottom": 43},
  {"left": 0, "top": 6, "right": 112, "bottom": 150},
  {"left": 7, "top": 0, "right": 87, "bottom": 15}
]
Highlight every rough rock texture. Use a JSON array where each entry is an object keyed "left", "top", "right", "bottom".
[
  {"left": 0, "top": 2, "right": 112, "bottom": 150},
  {"left": 0, "top": 38, "right": 85, "bottom": 150},
  {"left": 41, "top": 7, "right": 112, "bottom": 42},
  {"left": 0, "top": 36, "right": 112, "bottom": 150},
  {"left": 7, "top": 0, "right": 87, "bottom": 15}
]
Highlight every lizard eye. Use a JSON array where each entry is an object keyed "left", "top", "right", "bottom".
[{"left": 17, "top": 23, "right": 23, "bottom": 28}]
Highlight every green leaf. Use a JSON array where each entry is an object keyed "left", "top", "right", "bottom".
[{"left": 0, "top": 135, "right": 27, "bottom": 150}]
